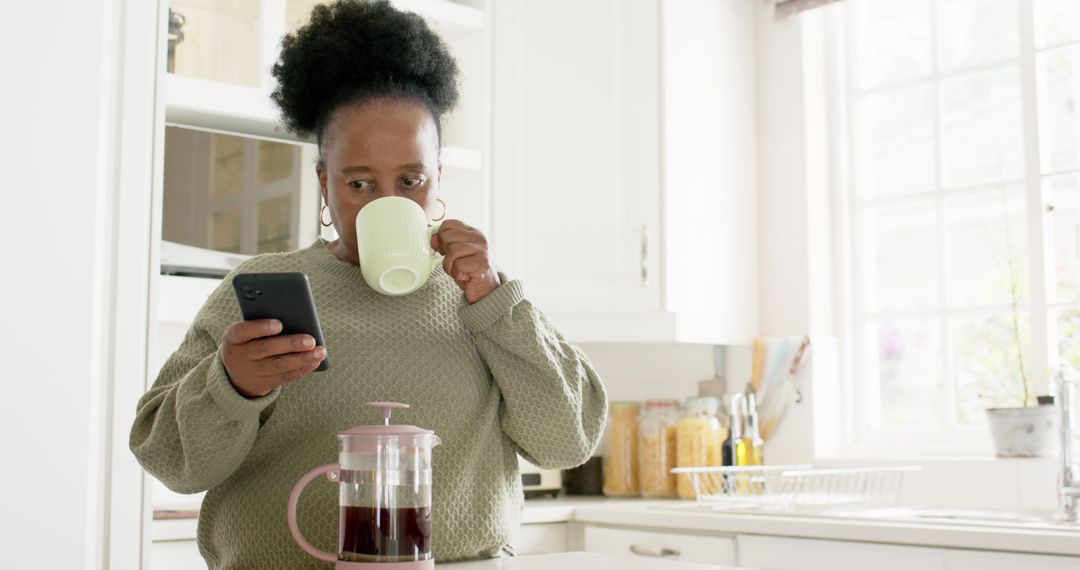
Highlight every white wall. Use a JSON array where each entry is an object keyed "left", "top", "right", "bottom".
[
  {"left": 0, "top": 0, "right": 157, "bottom": 568},
  {"left": 578, "top": 343, "right": 716, "bottom": 402},
  {"left": 0, "top": 0, "right": 118, "bottom": 566},
  {"left": 757, "top": 4, "right": 820, "bottom": 338}
]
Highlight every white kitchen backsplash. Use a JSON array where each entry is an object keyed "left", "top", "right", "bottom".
[{"left": 576, "top": 343, "right": 716, "bottom": 403}]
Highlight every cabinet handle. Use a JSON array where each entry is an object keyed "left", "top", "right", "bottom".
[
  {"left": 640, "top": 225, "right": 649, "bottom": 285},
  {"left": 629, "top": 544, "right": 680, "bottom": 558}
]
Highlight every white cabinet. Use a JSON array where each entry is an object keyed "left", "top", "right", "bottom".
[
  {"left": 512, "top": 523, "right": 569, "bottom": 555},
  {"left": 737, "top": 535, "right": 1080, "bottom": 570},
  {"left": 491, "top": 0, "right": 662, "bottom": 317},
  {"left": 491, "top": 0, "right": 758, "bottom": 343},
  {"left": 944, "top": 549, "right": 1080, "bottom": 570},
  {"left": 583, "top": 526, "right": 736, "bottom": 566},
  {"left": 736, "top": 536, "right": 945, "bottom": 570}
]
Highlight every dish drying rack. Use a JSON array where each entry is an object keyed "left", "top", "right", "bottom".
[{"left": 670, "top": 465, "right": 921, "bottom": 511}]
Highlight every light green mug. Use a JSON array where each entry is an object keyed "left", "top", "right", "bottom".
[{"left": 355, "top": 196, "right": 442, "bottom": 296}]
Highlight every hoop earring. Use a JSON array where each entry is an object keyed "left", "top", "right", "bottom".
[
  {"left": 320, "top": 204, "right": 333, "bottom": 227},
  {"left": 432, "top": 198, "right": 447, "bottom": 222}
]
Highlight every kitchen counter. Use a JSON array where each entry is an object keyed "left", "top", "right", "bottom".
[
  {"left": 439, "top": 551, "right": 743, "bottom": 569},
  {"left": 152, "top": 496, "right": 1080, "bottom": 557},
  {"left": 522, "top": 497, "right": 1080, "bottom": 557}
]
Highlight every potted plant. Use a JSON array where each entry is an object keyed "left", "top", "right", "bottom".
[{"left": 978, "top": 187, "right": 1056, "bottom": 457}]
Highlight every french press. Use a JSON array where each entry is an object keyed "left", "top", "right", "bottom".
[{"left": 288, "top": 402, "right": 441, "bottom": 569}]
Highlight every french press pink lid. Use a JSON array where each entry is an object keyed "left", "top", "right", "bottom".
[{"left": 288, "top": 402, "right": 441, "bottom": 569}]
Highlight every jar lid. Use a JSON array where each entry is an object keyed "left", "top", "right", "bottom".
[
  {"left": 684, "top": 396, "right": 719, "bottom": 415},
  {"left": 644, "top": 399, "right": 680, "bottom": 408},
  {"left": 698, "top": 396, "right": 720, "bottom": 415}
]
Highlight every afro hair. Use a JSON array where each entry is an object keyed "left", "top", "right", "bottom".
[{"left": 270, "top": 0, "right": 460, "bottom": 144}]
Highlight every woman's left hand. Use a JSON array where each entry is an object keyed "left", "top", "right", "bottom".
[{"left": 432, "top": 219, "right": 502, "bottom": 304}]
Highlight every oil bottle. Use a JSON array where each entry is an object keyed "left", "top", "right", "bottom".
[
  {"left": 722, "top": 393, "right": 748, "bottom": 467},
  {"left": 742, "top": 392, "right": 765, "bottom": 466}
]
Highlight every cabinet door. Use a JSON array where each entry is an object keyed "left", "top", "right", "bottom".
[
  {"left": 737, "top": 535, "right": 945, "bottom": 570},
  {"left": 945, "top": 549, "right": 1080, "bottom": 570},
  {"left": 512, "top": 523, "right": 569, "bottom": 555},
  {"left": 583, "top": 525, "right": 735, "bottom": 566},
  {"left": 492, "top": 0, "right": 662, "bottom": 315}
]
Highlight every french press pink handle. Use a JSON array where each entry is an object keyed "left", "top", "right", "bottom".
[{"left": 287, "top": 402, "right": 439, "bottom": 569}]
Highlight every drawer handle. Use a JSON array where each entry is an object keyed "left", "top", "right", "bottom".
[{"left": 629, "top": 544, "right": 680, "bottom": 558}]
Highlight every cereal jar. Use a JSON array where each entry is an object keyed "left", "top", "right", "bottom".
[
  {"left": 637, "top": 399, "right": 681, "bottom": 497},
  {"left": 675, "top": 396, "right": 724, "bottom": 499}
]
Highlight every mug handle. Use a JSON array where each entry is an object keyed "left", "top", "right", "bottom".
[
  {"left": 429, "top": 222, "right": 444, "bottom": 270},
  {"left": 287, "top": 463, "right": 340, "bottom": 563}
]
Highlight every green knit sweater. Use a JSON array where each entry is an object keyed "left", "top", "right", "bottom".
[{"left": 130, "top": 240, "right": 607, "bottom": 568}]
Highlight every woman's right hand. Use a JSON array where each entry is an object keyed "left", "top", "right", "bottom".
[{"left": 220, "top": 319, "right": 326, "bottom": 398}]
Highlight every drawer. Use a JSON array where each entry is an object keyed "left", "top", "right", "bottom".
[
  {"left": 583, "top": 525, "right": 735, "bottom": 565},
  {"left": 512, "top": 523, "right": 569, "bottom": 555}
]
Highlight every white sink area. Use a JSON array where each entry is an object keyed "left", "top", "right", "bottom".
[
  {"left": 827, "top": 506, "right": 1078, "bottom": 529},
  {"left": 657, "top": 502, "right": 1080, "bottom": 530}
]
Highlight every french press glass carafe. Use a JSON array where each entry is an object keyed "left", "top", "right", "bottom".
[{"left": 288, "top": 402, "right": 441, "bottom": 569}]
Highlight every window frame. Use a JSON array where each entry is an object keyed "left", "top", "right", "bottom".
[{"left": 830, "top": 0, "right": 1080, "bottom": 456}]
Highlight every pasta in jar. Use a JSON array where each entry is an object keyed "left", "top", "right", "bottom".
[{"left": 603, "top": 402, "right": 640, "bottom": 496}]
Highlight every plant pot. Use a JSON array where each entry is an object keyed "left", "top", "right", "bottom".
[{"left": 984, "top": 405, "right": 1058, "bottom": 457}]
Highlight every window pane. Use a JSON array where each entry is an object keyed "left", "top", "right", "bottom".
[
  {"left": 938, "top": 0, "right": 1019, "bottom": 71},
  {"left": 858, "top": 86, "right": 936, "bottom": 198},
  {"left": 1046, "top": 173, "right": 1080, "bottom": 302},
  {"left": 951, "top": 312, "right": 1033, "bottom": 424},
  {"left": 862, "top": 201, "right": 940, "bottom": 312},
  {"left": 944, "top": 186, "right": 1028, "bottom": 306},
  {"left": 854, "top": 0, "right": 933, "bottom": 89},
  {"left": 1051, "top": 308, "right": 1080, "bottom": 443},
  {"left": 941, "top": 67, "right": 1024, "bottom": 188},
  {"left": 1038, "top": 46, "right": 1080, "bottom": 175},
  {"left": 873, "top": 318, "right": 944, "bottom": 429},
  {"left": 1034, "top": 0, "right": 1080, "bottom": 49},
  {"left": 169, "top": 0, "right": 262, "bottom": 87},
  {"left": 1057, "top": 307, "right": 1080, "bottom": 370}
]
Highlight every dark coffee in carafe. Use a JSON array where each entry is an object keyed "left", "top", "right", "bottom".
[{"left": 339, "top": 505, "right": 432, "bottom": 562}]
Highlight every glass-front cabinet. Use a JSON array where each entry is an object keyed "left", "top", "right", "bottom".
[{"left": 161, "top": 0, "right": 490, "bottom": 262}]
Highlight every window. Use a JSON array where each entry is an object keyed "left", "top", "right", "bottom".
[{"left": 838, "top": 0, "right": 1080, "bottom": 453}]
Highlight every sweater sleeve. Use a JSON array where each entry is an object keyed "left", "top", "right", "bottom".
[
  {"left": 458, "top": 279, "right": 608, "bottom": 470},
  {"left": 129, "top": 275, "right": 281, "bottom": 494}
]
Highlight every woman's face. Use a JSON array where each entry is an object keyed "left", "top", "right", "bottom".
[{"left": 317, "top": 98, "right": 442, "bottom": 263}]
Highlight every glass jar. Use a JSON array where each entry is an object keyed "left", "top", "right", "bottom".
[
  {"left": 675, "top": 397, "right": 725, "bottom": 499},
  {"left": 637, "top": 399, "right": 681, "bottom": 498},
  {"left": 603, "top": 402, "right": 641, "bottom": 496}
]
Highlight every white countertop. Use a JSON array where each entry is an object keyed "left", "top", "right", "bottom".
[
  {"left": 152, "top": 496, "right": 1080, "bottom": 557},
  {"left": 439, "top": 551, "right": 743, "bottom": 569},
  {"left": 522, "top": 497, "right": 1080, "bottom": 557}
]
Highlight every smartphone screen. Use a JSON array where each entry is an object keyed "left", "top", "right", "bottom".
[{"left": 232, "top": 272, "right": 329, "bottom": 372}]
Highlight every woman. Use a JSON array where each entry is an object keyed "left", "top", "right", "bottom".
[{"left": 129, "top": 1, "right": 607, "bottom": 567}]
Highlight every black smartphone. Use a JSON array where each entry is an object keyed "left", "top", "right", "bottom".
[{"left": 231, "top": 272, "right": 329, "bottom": 372}]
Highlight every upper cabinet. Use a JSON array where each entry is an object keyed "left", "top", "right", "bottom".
[
  {"left": 491, "top": 0, "right": 759, "bottom": 344},
  {"left": 491, "top": 0, "right": 663, "bottom": 317}
]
